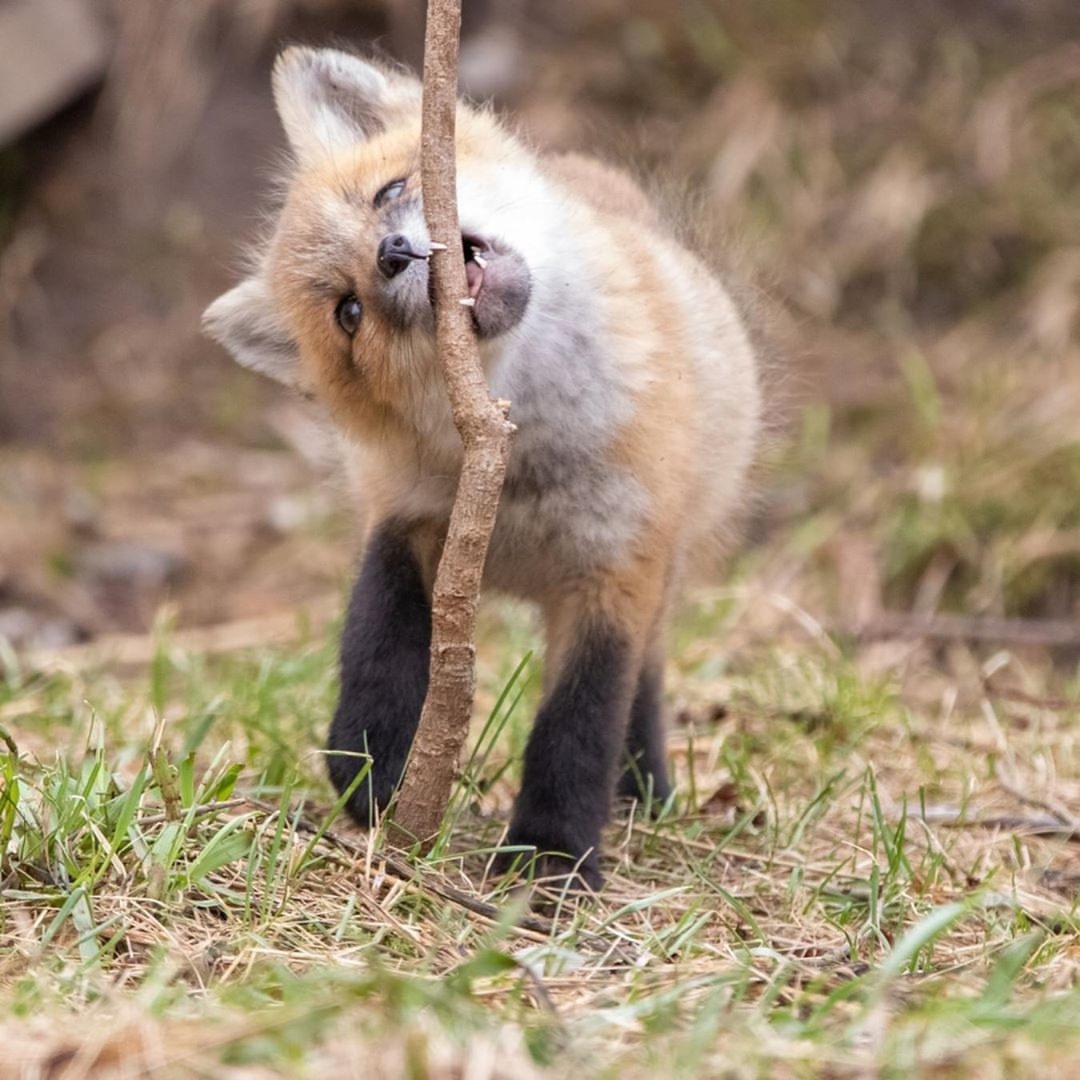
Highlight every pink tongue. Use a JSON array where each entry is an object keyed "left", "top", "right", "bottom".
[{"left": 465, "top": 260, "right": 484, "bottom": 298}]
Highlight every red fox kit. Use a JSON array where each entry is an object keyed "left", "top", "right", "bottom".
[{"left": 204, "top": 47, "right": 761, "bottom": 889}]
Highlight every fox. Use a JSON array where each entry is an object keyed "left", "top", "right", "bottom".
[{"left": 203, "top": 46, "right": 762, "bottom": 890}]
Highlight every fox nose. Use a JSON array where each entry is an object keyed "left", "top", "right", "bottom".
[{"left": 377, "top": 233, "right": 423, "bottom": 279}]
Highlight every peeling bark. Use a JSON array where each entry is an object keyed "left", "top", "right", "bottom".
[{"left": 390, "top": 0, "right": 515, "bottom": 848}]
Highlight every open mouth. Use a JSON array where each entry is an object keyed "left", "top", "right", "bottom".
[
  {"left": 415, "top": 232, "right": 529, "bottom": 338},
  {"left": 424, "top": 233, "right": 493, "bottom": 312},
  {"left": 462, "top": 233, "right": 492, "bottom": 300}
]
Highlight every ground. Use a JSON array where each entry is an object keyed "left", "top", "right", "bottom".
[{"left": 2, "top": 1, "right": 1080, "bottom": 1076}]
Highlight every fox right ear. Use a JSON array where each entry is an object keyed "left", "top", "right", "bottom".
[
  {"left": 202, "top": 277, "right": 305, "bottom": 391},
  {"left": 273, "top": 47, "right": 421, "bottom": 165}
]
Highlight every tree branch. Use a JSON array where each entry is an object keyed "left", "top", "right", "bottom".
[{"left": 390, "top": 0, "right": 515, "bottom": 847}]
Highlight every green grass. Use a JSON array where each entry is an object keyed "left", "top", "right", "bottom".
[{"left": 3, "top": 606, "right": 1080, "bottom": 1076}]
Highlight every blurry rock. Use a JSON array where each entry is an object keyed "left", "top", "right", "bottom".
[
  {"left": 0, "top": 0, "right": 110, "bottom": 146},
  {"left": 72, "top": 541, "right": 190, "bottom": 629},
  {"left": 0, "top": 607, "right": 83, "bottom": 650},
  {"left": 75, "top": 542, "right": 188, "bottom": 590}
]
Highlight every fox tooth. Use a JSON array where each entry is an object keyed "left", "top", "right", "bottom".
[
  {"left": 427, "top": 241, "right": 449, "bottom": 251},
  {"left": 473, "top": 253, "right": 488, "bottom": 269},
  {"left": 459, "top": 297, "right": 476, "bottom": 307}
]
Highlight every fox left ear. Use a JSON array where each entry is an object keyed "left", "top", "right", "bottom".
[
  {"left": 273, "top": 47, "right": 421, "bottom": 165},
  {"left": 202, "top": 276, "right": 306, "bottom": 392}
]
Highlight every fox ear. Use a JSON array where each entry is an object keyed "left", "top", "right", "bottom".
[
  {"left": 272, "top": 47, "right": 421, "bottom": 164},
  {"left": 202, "top": 277, "right": 305, "bottom": 390}
]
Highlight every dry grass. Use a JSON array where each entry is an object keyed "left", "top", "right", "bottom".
[
  {"left": 2, "top": 593, "right": 1079, "bottom": 1077},
  {"left": 2, "top": 0, "right": 1080, "bottom": 1076}
]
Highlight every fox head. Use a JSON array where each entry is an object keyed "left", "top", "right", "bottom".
[{"left": 204, "top": 47, "right": 547, "bottom": 429}]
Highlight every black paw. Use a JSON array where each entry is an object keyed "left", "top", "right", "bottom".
[
  {"left": 496, "top": 828, "right": 604, "bottom": 894},
  {"left": 616, "top": 768, "right": 673, "bottom": 816},
  {"left": 327, "top": 520, "right": 431, "bottom": 829}
]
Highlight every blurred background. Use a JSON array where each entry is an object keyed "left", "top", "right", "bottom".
[{"left": 1, "top": 0, "right": 1078, "bottom": 653}]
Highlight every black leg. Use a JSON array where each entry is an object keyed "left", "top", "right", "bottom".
[
  {"left": 327, "top": 521, "right": 431, "bottom": 825},
  {"left": 503, "top": 621, "right": 635, "bottom": 890},
  {"left": 617, "top": 653, "right": 673, "bottom": 808}
]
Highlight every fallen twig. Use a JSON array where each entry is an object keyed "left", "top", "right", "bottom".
[
  {"left": 993, "top": 762, "right": 1079, "bottom": 829},
  {"left": 135, "top": 798, "right": 248, "bottom": 829},
  {"left": 914, "top": 804, "right": 1080, "bottom": 840},
  {"left": 848, "top": 611, "right": 1080, "bottom": 650}
]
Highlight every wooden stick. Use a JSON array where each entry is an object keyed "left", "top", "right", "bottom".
[{"left": 390, "top": 0, "right": 515, "bottom": 848}]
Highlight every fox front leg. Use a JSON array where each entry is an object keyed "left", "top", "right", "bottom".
[
  {"left": 503, "top": 559, "right": 668, "bottom": 891},
  {"left": 326, "top": 521, "right": 432, "bottom": 824},
  {"left": 503, "top": 621, "right": 636, "bottom": 891}
]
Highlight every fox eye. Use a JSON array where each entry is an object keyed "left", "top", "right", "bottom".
[
  {"left": 373, "top": 178, "right": 406, "bottom": 208},
  {"left": 335, "top": 294, "right": 363, "bottom": 336}
]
